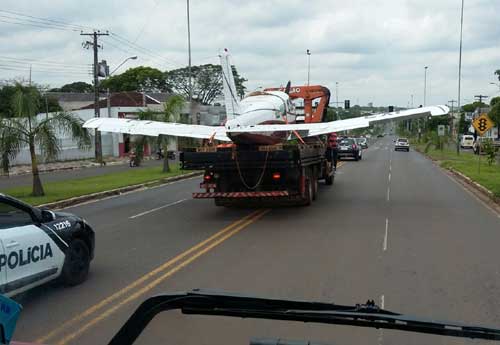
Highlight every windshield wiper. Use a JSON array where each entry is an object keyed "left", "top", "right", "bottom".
[{"left": 109, "top": 289, "right": 500, "bottom": 345}]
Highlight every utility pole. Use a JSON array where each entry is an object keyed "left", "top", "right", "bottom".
[
  {"left": 474, "top": 95, "right": 488, "bottom": 105},
  {"left": 186, "top": 0, "right": 193, "bottom": 122},
  {"left": 28, "top": 64, "right": 32, "bottom": 86},
  {"left": 411, "top": 94, "right": 414, "bottom": 108},
  {"left": 448, "top": 99, "right": 457, "bottom": 136},
  {"left": 424, "top": 66, "right": 428, "bottom": 106},
  {"left": 457, "top": 0, "right": 465, "bottom": 155},
  {"left": 306, "top": 49, "right": 311, "bottom": 86},
  {"left": 448, "top": 100, "right": 457, "bottom": 114},
  {"left": 335, "top": 82, "right": 339, "bottom": 108},
  {"left": 81, "top": 30, "right": 109, "bottom": 165}
]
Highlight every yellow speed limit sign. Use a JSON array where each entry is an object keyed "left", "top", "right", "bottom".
[{"left": 472, "top": 113, "right": 495, "bottom": 136}]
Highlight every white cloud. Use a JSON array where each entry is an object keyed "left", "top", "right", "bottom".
[{"left": 0, "top": 0, "right": 499, "bottom": 106}]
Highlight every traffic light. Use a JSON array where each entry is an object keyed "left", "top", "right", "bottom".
[
  {"left": 388, "top": 106, "right": 394, "bottom": 112},
  {"left": 344, "top": 100, "right": 350, "bottom": 109}
]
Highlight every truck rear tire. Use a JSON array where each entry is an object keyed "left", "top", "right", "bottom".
[
  {"left": 301, "top": 179, "right": 313, "bottom": 206},
  {"left": 325, "top": 174, "right": 333, "bottom": 185},
  {"left": 312, "top": 174, "right": 318, "bottom": 201}
]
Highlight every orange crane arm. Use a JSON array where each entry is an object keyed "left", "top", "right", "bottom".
[{"left": 264, "top": 85, "right": 331, "bottom": 123}]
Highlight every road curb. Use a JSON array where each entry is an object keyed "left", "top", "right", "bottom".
[
  {"left": 416, "top": 149, "right": 500, "bottom": 211},
  {"left": 38, "top": 171, "right": 202, "bottom": 210},
  {"left": 446, "top": 168, "right": 499, "bottom": 202}
]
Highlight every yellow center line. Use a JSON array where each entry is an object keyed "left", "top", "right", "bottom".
[
  {"left": 55, "top": 208, "right": 270, "bottom": 345},
  {"left": 36, "top": 209, "right": 265, "bottom": 345}
]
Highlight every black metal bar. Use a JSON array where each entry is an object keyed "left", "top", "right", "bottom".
[{"left": 108, "top": 290, "right": 500, "bottom": 345}]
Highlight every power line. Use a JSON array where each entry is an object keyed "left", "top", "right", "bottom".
[
  {"left": 0, "top": 18, "right": 76, "bottom": 31},
  {"left": 0, "top": 56, "right": 92, "bottom": 70},
  {"left": 108, "top": 32, "right": 180, "bottom": 67},
  {"left": 0, "top": 9, "right": 89, "bottom": 29},
  {"left": 101, "top": 38, "right": 141, "bottom": 58},
  {"left": 0, "top": 65, "right": 91, "bottom": 76},
  {"left": 0, "top": 9, "right": 95, "bottom": 31},
  {"left": 0, "top": 14, "right": 80, "bottom": 31}
]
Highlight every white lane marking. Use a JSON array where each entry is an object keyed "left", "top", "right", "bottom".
[
  {"left": 388, "top": 173, "right": 391, "bottom": 183},
  {"left": 129, "top": 198, "right": 188, "bottom": 219},
  {"left": 383, "top": 218, "right": 388, "bottom": 251},
  {"left": 61, "top": 175, "right": 200, "bottom": 211},
  {"left": 386, "top": 186, "right": 390, "bottom": 201},
  {"left": 380, "top": 294, "right": 385, "bottom": 309}
]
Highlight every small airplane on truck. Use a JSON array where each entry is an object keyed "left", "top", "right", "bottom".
[
  {"left": 83, "top": 49, "right": 449, "bottom": 207},
  {"left": 83, "top": 49, "right": 449, "bottom": 146}
]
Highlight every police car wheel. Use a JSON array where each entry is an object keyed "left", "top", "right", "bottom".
[{"left": 61, "top": 239, "right": 90, "bottom": 286}]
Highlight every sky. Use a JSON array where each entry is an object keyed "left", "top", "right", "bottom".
[{"left": 0, "top": 0, "right": 499, "bottom": 107}]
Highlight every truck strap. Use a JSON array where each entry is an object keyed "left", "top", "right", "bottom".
[{"left": 193, "top": 191, "right": 289, "bottom": 198}]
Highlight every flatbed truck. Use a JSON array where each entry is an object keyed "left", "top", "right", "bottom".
[{"left": 180, "top": 140, "right": 334, "bottom": 207}]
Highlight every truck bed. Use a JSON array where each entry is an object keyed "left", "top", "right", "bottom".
[{"left": 180, "top": 142, "right": 333, "bottom": 206}]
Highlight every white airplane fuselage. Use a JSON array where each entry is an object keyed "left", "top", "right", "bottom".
[{"left": 224, "top": 91, "right": 297, "bottom": 145}]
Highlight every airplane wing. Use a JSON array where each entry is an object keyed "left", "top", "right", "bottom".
[
  {"left": 83, "top": 118, "right": 231, "bottom": 141},
  {"left": 84, "top": 105, "right": 448, "bottom": 142},
  {"left": 226, "top": 105, "right": 449, "bottom": 137}
]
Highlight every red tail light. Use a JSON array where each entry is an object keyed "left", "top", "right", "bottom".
[
  {"left": 272, "top": 172, "right": 281, "bottom": 180},
  {"left": 352, "top": 144, "right": 357, "bottom": 149},
  {"left": 204, "top": 174, "right": 212, "bottom": 181}
]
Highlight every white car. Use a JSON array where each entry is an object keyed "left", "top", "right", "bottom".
[
  {"left": 460, "top": 135, "right": 475, "bottom": 149},
  {"left": 0, "top": 194, "right": 95, "bottom": 296},
  {"left": 395, "top": 138, "right": 410, "bottom": 152}
]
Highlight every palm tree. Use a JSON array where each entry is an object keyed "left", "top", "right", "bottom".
[
  {"left": 0, "top": 84, "right": 91, "bottom": 196},
  {"left": 133, "top": 95, "right": 185, "bottom": 172}
]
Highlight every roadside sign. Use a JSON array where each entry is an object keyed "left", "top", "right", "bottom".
[
  {"left": 437, "top": 125, "right": 445, "bottom": 136},
  {"left": 472, "top": 113, "right": 495, "bottom": 136}
]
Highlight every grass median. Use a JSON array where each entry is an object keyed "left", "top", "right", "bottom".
[
  {"left": 3, "top": 164, "right": 190, "bottom": 206},
  {"left": 416, "top": 145, "right": 500, "bottom": 198}
]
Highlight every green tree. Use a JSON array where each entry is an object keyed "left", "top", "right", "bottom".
[
  {"left": 489, "top": 102, "right": 500, "bottom": 139},
  {"left": 462, "top": 101, "right": 487, "bottom": 113},
  {"left": 1, "top": 84, "right": 62, "bottom": 117},
  {"left": 0, "top": 84, "right": 91, "bottom": 196},
  {"left": 0, "top": 85, "right": 17, "bottom": 118},
  {"left": 165, "top": 64, "right": 247, "bottom": 104},
  {"left": 133, "top": 95, "right": 185, "bottom": 172},
  {"left": 50, "top": 81, "right": 93, "bottom": 93},
  {"left": 490, "top": 96, "right": 500, "bottom": 108},
  {"left": 495, "top": 69, "right": 500, "bottom": 82},
  {"left": 100, "top": 66, "right": 168, "bottom": 92}
]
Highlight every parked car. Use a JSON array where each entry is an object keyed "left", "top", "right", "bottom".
[
  {"left": 0, "top": 194, "right": 95, "bottom": 296},
  {"left": 460, "top": 135, "right": 475, "bottom": 149},
  {"left": 338, "top": 137, "right": 362, "bottom": 161},
  {"left": 473, "top": 137, "right": 500, "bottom": 155},
  {"left": 394, "top": 138, "right": 410, "bottom": 152}
]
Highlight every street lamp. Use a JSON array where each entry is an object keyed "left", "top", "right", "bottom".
[
  {"left": 424, "top": 66, "right": 428, "bottom": 106},
  {"left": 306, "top": 49, "right": 311, "bottom": 86},
  {"left": 106, "top": 56, "right": 138, "bottom": 120},
  {"left": 110, "top": 56, "right": 137, "bottom": 76}
]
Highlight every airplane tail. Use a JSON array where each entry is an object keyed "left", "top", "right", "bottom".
[{"left": 219, "top": 48, "right": 240, "bottom": 120}]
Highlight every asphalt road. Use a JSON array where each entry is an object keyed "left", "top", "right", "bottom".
[
  {"left": 12, "top": 137, "right": 500, "bottom": 345},
  {"left": 0, "top": 159, "right": 163, "bottom": 190}
]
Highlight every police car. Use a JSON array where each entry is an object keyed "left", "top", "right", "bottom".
[{"left": 0, "top": 194, "right": 95, "bottom": 296}]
